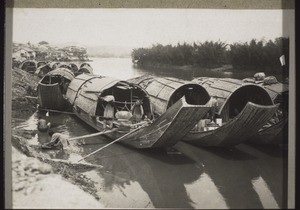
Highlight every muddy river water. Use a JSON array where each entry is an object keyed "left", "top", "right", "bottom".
[
  {"left": 15, "top": 111, "right": 287, "bottom": 208},
  {"left": 14, "top": 57, "right": 288, "bottom": 208}
]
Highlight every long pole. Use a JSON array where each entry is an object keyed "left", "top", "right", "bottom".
[
  {"left": 38, "top": 108, "right": 76, "bottom": 115},
  {"left": 68, "top": 129, "right": 116, "bottom": 141},
  {"left": 77, "top": 124, "right": 147, "bottom": 162}
]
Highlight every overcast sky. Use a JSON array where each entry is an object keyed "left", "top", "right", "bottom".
[{"left": 12, "top": 9, "right": 287, "bottom": 48}]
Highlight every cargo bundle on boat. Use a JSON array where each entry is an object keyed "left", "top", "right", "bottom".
[
  {"left": 243, "top": 77, "right": 289, "bottom": 144},
  {"left": 182, "top": 77, "right": 279, "bottom": 147},
  {"left": 37, "top": 68, "right": 75, "bottom": 111},
  {"left": 65, "top": 74, "right": 210, "bottom": 148}
]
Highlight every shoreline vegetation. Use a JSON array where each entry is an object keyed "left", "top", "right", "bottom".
[{"left": 131, "top": 37, "right": 289, "bottom": 75}]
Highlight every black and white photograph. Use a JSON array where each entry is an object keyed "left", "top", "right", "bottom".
[{"left": 6, "top": 2, "right": 295, "bottom": 209}]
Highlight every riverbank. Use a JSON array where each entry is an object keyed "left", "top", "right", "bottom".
[
  {"left": 10, "top": 68, "right": 104, "bottom": 208},
  {"left": 134, "top": 62, "right": 233, "bottom": 72}
]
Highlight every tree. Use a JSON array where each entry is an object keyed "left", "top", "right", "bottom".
[{"left": 38, "top": 41, "right": 49, "bottom": 45}]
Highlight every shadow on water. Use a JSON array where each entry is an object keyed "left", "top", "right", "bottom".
[
  {"left": 80, "top": 142, "right": 203, "bottom": 208},
  {"left": 176, "top": 142, "right": 287, "bottom": 209}
]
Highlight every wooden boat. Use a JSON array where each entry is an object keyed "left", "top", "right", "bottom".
[
  {"left": 18, "top": 60, "right": 38, "bottom": 74},
  {"left": 76, "top": 64, "right": 93, "bottom": 76},
  {"left": 79, "top": 63, "right": 91, "bottom": 69},
  {"left": 57, "top": 63, "right": 72, "bottom": 71},
  {"left": 243, "top": 78, "right": 289, "bottom": 144},
  {"left": 182, "top": 77, "right": 279, "bottom": 147},
  {"left": 34, "top": 64, "right": 52, "bottom": 77},
  {"left": 37, "top": 61, "right": 47, "bottom": 68},
  {"left": 127, "top": 75, "right": 211, "bottom": 116},
  {"left": 66, "top": 74, "right": 211, "bottom": 148},
  {"left": 37, "top": 68, "right": 75, "bottom": 110},
  {"left": 69, "top": 63, "right": 79, "bottom": 73},
  {"left": 129, "top": 76, "right": 279, "bottom": 147},
  {"left": 48, "top": 61, "right": 60, "bottom": 70}
]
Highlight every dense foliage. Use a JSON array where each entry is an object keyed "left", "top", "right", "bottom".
[{"left": 131, "top": 37, "right": 289, "bottom": 72}]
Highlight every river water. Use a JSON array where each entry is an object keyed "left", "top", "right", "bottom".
[
  {"left": 82, "top": 57, "right": 270, "bottom": 81},
  {"left": 15, "top": 57, "right": 288, "bottom": 208}
]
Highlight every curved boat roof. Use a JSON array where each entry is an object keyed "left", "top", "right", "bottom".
[
  {"left": 79, "top": 62, "right": 91, "bottom": 68},
  {"left": 66, "top": 74, "right": 148, "bottom": 116},
  {"left": 192, "top": 77, "right": 274, "bottom": 115},
  {"left": 78, "top": 65, "right": 93, "bottom": 74},
  {"left": 19, "top": 60, "right": 38, "bottom": 69},
  {"left": 128, "top": 75, "right": 210, "bottom": 115},
  {"left": 46, "top": 68, "right": 75, "bottom": 81}
]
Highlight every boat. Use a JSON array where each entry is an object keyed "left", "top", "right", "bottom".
[
  {"left": 48, "top": 61, "right": 60, "bottom": 70},
  {"left": 76, "top": 64, "right": 93, "bottom": 76},
  {"left": 182, "top": 77, "right": 279, "bottom": 147},
  {"left": 127, "top": 75, "right": 211, "bottom": 116},
  {"left": 69, "top": 63, "right": 79, "bottom": 73},
  {"left": 18, "top": 60, "right": 38, "bottom": 74},
  {"left": 243, "top": 76, "right": 289, "bottom": 144},
  {"left": 37, "top": 68, "right": 75, "bottom": 111},
  {"left": 65, "top": 74, "right": 211, "bottom": 148},
  {"left": 129, "top": 76, "right": 279, "bottom": 147},
  {"left": 57, "top": 63, "right": 72, "bottom": 71},
  {"left": 34, "top": 64, "right": 52, "bottom": 77}
]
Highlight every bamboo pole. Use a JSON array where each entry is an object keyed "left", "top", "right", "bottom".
[
  {"left": 77, "top": 124, "right": 147, "bottom": 162},
  {"left": 38, "top": 108, "right": 76, "bottom": 115},
  {"left": 68, "top": 129, "right": 117, "bottom": 141}
]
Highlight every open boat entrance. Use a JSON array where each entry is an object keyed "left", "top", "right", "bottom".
[{"left": 37, "top": 68, "right": 75, "bottom": 110}]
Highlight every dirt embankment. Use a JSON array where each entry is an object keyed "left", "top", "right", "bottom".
[
  {"left": 10, "top": 68, "right": 104, "bottom": 208},
  {"left": 11, "top": 69, "right": 40, "bottom": 119}
]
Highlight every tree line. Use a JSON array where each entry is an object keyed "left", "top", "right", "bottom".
[{"left": 131, "top": 37, "right": 289, "bottom": 72}]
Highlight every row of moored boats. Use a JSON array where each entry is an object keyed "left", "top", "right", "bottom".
[{"left": 35, "top": 64, "right": 288, "bottom": 149}]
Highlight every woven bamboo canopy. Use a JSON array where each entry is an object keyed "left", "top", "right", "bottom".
[
  {"left": 128, "top": 75, "right": 211, "bottom": 116},
  {"left": 192, "top": 77, "right": 274, "bottom": 122}
]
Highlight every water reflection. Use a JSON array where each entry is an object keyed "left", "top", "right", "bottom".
[
  {"left": 176, "top": 142, "right": 286, "bottom": 209},
  {"left": 13, "top": 109, "right": 286, "bottom": 209},
  {"left": 79, "top": 144, "right": 203, "bottom": 208}
]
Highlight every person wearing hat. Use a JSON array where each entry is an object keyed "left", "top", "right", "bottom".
[
  {"left": 131, "top": 99, "right": 144, "bottom": 123},
  {"left": 102, "top": 95, "right": 115, "bottom": 129}
]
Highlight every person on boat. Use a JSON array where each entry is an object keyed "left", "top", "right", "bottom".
[
  {"left": 208, "top": 96, "right": 219, "bottom": 123},
  {"left": 37, "top": 116, "right": 51, "bottom": 132},
  {"left": 131, "top": 99, "right": 144, "bottom": 123},
  {"left": 102, "top": 95, "right": 115, "bottom": 129},
  {"left": 43, "top": 129, "right": 70, "bottom": 149}
]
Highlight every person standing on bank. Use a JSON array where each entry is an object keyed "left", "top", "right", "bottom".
[{"left": 208, "top": 96, "right": 219, "bottom": 123}]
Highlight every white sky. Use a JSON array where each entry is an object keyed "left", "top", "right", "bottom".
[{"left": 12, "top": 9, "right": 286, "bottom": 48}]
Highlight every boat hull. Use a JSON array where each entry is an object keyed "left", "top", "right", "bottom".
[
  {"left": 183, "top": 102, "right": 279, "bottom": 147},
  {"left": 73, "top": 98, "right": 210, "bottom": 148},
  {"left": 247, "top": 117, "right": 288, "bottom": 144}
]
